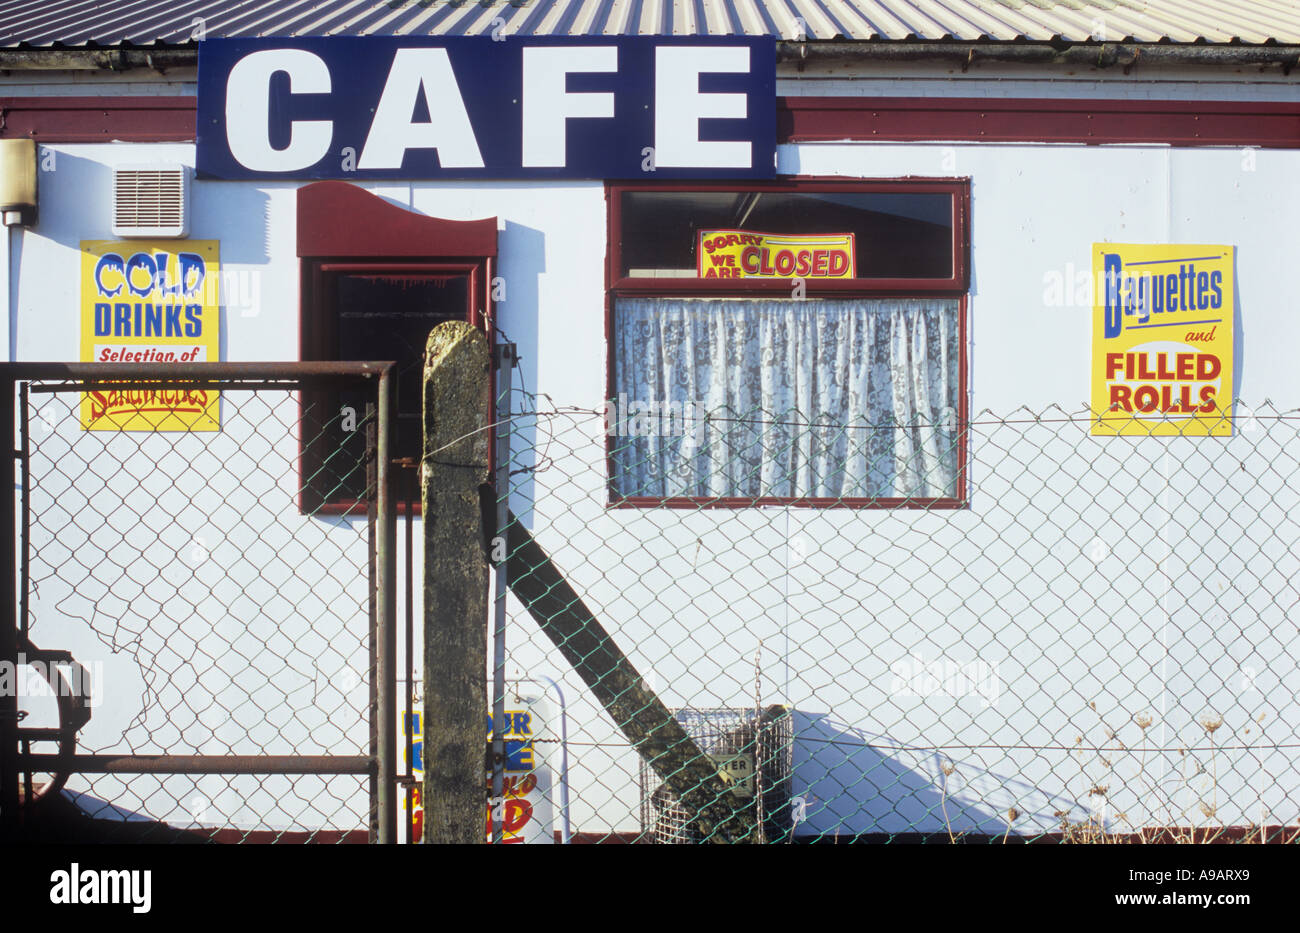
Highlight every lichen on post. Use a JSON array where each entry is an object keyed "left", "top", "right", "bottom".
[{"left": 421, "top": 321, "right": 491, "bottom": 844}]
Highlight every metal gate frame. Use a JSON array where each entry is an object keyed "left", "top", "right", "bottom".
[{"left": 0, "top": 361, "right": 398, "bottom": 843}]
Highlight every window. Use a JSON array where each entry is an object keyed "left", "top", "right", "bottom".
[
  {"left": 297, "top": 182, "right": 496, "bottom": 513},
  {"left": 606, "top": 179, "right": 968, "bottom": 508}
]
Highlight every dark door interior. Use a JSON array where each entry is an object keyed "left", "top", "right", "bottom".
[{"left": 302, "top": 268, "right": 473, "bottom": 513}]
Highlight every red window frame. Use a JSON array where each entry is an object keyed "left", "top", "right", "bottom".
[{"left": 605, "top": 176, "right": 970, "bottom": 510}]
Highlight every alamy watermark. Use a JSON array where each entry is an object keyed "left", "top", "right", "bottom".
[
  {"left": 604, "top": 394, "right": 706, "bottom": 451},
  {"left": 0, "top": 654, "right": 103, "bottom": 707},
  {"left": 50, "top": 863, "right": 151, "bottom": 913},
  {"left": 890, "top": 653, "right": 1001, "bottom": 707}
]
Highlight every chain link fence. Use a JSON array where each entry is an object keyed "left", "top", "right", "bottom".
[
  {"left": 8, "top": 362, "right": 1297, "bottom": 844},
  {"left": 9, "top": 365, "right": 395, "bottom": 842},
  {"left": 488, "top": 392, "right": 1300, "bottom": 843}
]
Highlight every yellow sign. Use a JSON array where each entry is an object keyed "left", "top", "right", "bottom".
[
  {"left": 697, "top": 230, "right": 855, "bottom": 279},
  {"left": 485, "top": 707, "right": 551, "bottom": 843},
  {"left": 713, "top": 753, "right": 755, "bottom": 798},
  {"left": 405, "top": 711, "right": 423, "bottom": 841},
  {"left": 79, "top": 240, "right": 221, "bottom": 431},
  {"left": 1091, "top": 244, "right": 1234, "bottom": 436}
]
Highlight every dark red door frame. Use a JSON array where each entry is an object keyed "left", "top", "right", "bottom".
[
  {"left": 4, "top": 94, "right": 1298, "bottom": 148},
  {"left": 296, "top": 182, "right": 498, "bottom": 516}
]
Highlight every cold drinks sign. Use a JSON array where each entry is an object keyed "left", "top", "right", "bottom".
[
  {"left": 79, "top": 240, "right": 221, "bottom": 432},
  {"left": 196, "top": 37, "right": 776, "bottom": 180},
  {"left": 1091, "top": 244, "right": 1235, "bottom": 436}
]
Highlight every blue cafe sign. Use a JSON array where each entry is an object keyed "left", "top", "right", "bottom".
[{"left": 196, "top": 36, "right": 776, "bottom": 181}]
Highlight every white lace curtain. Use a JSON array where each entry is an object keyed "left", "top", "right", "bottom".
[{"left": 611, "top": 296, "right": 961, "bottom": 500}]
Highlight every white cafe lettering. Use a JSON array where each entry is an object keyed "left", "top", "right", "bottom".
[{"left": 222, "top": 44, "right": 755, "bottom": 173}]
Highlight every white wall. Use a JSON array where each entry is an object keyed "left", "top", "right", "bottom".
[{"left": 11, "top": 112, "right": 1300, "bottom": 836}]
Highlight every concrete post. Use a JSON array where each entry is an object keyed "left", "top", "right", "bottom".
[{"left": 421, "top": 322, "right": 491, "bottom": 844}]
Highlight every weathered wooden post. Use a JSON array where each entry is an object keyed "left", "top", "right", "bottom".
[{"left": 421, "top": 321, "right": 491, "bottom": 843}]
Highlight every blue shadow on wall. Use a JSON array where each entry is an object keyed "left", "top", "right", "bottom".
[
  {"left": 788, "top": 710, "right": 1088, "bottom": 841},
  {"left": 495, "top": 219, "right": 545, "bottom": 526}
]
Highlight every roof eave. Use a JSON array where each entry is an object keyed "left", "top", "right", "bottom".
[
  {"left": 0, "top": 40, "right": 1297, "bottom": 74},
  {"left": 0, "top": 45, "right": 196, "bottom": 71},
  {"left": 777, "top": 39, "right": 1300, "bottom": 73}
]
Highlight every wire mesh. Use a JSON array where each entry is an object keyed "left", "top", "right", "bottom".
[
  {"left": 638, "top": 707, "right": 793, "bottom": 844},
  {"left": 17, "top": 377, "right": 380, "bottom": 842},
  {"left": 491, "top": 393, "right": 1300, "bottom": 843},
  {"left": 14, "top": 362, "right": 1298, "bottom": 844}
]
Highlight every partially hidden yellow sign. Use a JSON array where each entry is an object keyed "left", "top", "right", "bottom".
[
  {"left": 79, "top": 240, "right": 221, "bottom": 431},
  {"left": 1091, "top": 244, "right": 1234, "bottom": 436},
  {"left": 698, "top": 230, "right": 855, "bottom": 279}
]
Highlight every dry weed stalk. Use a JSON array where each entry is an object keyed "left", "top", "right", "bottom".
[
  {"left": 1002, "top": 807, "right": 1018, "bottom": 845},
  {"left": 940, "top": 760, "right": 957, "bottom": 844}
]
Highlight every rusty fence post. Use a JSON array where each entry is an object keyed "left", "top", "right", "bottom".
[
  {"left": 421, "top": 322, "right": 491, "bottom": 844},
  {"left": 0, "top": 372, "right": 16, "bottom": 836},
  {"left": 375, "top": 364, "right": 398, "bottom": 844},
  {"left": 488, "top": 342, "right": 514, "bottom": 844}
]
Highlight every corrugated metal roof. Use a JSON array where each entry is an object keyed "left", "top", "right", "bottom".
[{"left": 1, "top": 0, "right": 1298, "bottom": 46}]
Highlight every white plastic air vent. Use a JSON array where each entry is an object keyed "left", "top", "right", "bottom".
[{"left": 112, "top": 165, "right": 188, "bottom": 238}]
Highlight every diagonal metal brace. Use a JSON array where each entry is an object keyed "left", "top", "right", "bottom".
[{"left": 503, "top": 512, "right": 756, "bottom": 843}]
